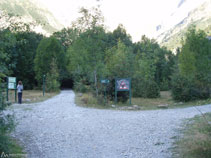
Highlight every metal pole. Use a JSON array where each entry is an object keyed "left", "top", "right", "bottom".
[
  {"left": 115, "top": 79, "right": 117, "bottom": 103},
  {"left": 105, "top": 85, "right": 107, "bottom": 104},
  {"left": 6, "top": 77, "right": 8, "bottom": 101},
  {"left": 129, "top": 78, "right": 132, "bottom": 105},
  {"left": 15, "top": 87, "right": 17, "bottom": 102},
  {"left": 43, "top": 75, "right": 46, "bottom": 96}
]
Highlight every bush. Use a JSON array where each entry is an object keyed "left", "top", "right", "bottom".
[
  {"left": 74, "top": 81, "right": 91, "bottom": 93},
  {"left": 45, "top": 59, "right": 60, "bottom": 92},
  {"left": 133, "top": 78, "right": 160, "bottom": 98},
  {"left": 0, "top": 114, "right": 15, "bottom": 153},
  {"left": 159, "top": 79, "right": 170, "bottom": 91},
  {"left": 171, "top": 73, "right": 210, "bottom": 102},
  {"left": 143, "top": 80, "right": 160, "bottom": 98}
]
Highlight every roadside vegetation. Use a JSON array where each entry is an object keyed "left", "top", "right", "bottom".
[
  {"left": 75, "top": 91, "right": 211, "bottom": 110},
  {"left": 7, "top": 90, "right": 59, "bottom": 104},
  {"left": 0, "top": 6, "right": 210, "bottom": 155},
  {"left": 0, "top": 84, "right": 24, "bottom": 155},
  {"left": 172, "top": 113, "right": 211, "bottom": 158}
]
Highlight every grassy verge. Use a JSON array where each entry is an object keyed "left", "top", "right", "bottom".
[
  {"left": 75, "top": 91, "right": 211, "bottom": 110},
  {"left": 172, "top": 113, "right": 211, "bottom": 158},
  {"left": 0, "top": 114, "right": 26, "bottom": 158},
  {"left": 8, "top": 90, "right": 59, "bottom": 104},
  {"left": 0, "top": 138, "right": 26, "bottom": 158}
]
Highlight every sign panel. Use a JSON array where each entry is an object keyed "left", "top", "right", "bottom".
[
  {"left": 101, "top": 79, "right": 110, "bottom": 84},
  {"left": 8, "top": 83, "right": 15, "bottom": 89},
  {"left": 115, "top": 78, "right": 132, "bottom": 104},
  {"left": 116, "top": 79, "right": 130, "bottom": 91},
  {"left": 8, "top": 77, "right": 16, "bottom": 83},
  {"left": 8, "top": 77, "right": 16, "bottom": 89}
]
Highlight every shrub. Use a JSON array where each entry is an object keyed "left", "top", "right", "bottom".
[
  {"left": 45, "top": 59, "right": 60, "bottom": 92},
  {"left": 159, "top": 79, "right": 170, "bottom": 91},
  {"left": 143, "top": 80, "right": 160, "bottom": 98},
  {"left": 133, "top": 78, "right": 160, "bottom": 98},
  {"left": 171, "top": 73, "right": 210, "bottom": 102},
  {"left": 0, "top": 113, "right": 15, "bottom": 153}
]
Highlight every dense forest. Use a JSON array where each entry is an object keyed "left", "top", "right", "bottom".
[{"left": 0, "top": 7, "right": 211, "bottom": 103}]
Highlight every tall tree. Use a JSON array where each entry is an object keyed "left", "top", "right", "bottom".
[
  {"left": 34, "top": 37, "right": 65, "bottom": 86},
  {"left": 179, "top": 28, "right": 211, "bottom": 89},
  {"left": 171, "top": 28, "right": 211, "bottom": 101}
]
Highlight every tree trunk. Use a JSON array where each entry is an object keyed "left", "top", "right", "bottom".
[{"left": 94, "top": 70, "right": 98, "bottom": 97}]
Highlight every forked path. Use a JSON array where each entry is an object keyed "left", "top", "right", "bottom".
[{"left": 6, "top": 90, "right": 211, "bottom": 158}]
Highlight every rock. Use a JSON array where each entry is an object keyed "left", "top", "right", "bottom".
[
  {"left": 24, "top": 99, "right": 31, "bottom": 102},
  {"left": 78, "top": 93, "right": 83, "bottom": 97},
  {"left": 5, "top": 101, "right": 12, "bottom": 106},
  {"left": 157, "top": 104, "right": 168, "bottom": 109},
  {"left": 111, "top": 105, "right": 116, "bottom": 108},
  {"left": 127, "top": 106, "right": 134, "bottom": 110},
  {"left": 133, "top": 105, "right": 140, "bottom": 109}
]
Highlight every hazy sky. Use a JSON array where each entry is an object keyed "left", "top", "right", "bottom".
[{"left": 38, "top": 0, "right": 206, "bottom": 41}]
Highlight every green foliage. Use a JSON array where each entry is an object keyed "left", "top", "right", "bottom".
[
  {"left": 0, "top": 12, "right": 44, "bottom": 89},
  {"left": 45, "top": 59, "right": 60, "bottom": 92},
  {"left": 0, "top": 114, "right": 15, "bottom": 153},
  {"left": 72, "top": 7, "right": 104, "bottom": 33},
  {"left": 105, "top": 41, "right": 134, "bottom": 78},
  {"left": 179, "top": 28, "right": 211, "bottom": 85},
  {"left": 34, "top": 37, "right": 65, "bottom": 86},
  {"left": 0, "top": 29, "right": 17, "bottom": 76},
  {"left": 112, "top": 24, "right": 133, "bottom": 47},
  {"left": 171, "top": 28, "right": 211, "bottom": 102},
  {"left": 105, "top": 41, "right": 134, "bottom": 102},
  {"left": 0, "top": 83, "right": 16, "bottom": 154},
  {"left": 67, "top": 26, "right": 109, "bottom": 95},
  {"left": 13, "top": 31, "right": 43, "bottom": 89},
  {"left": 53, "top": 28, "right": 79, "bottom": 52},
  {"left": 133, "top": 77, "right": 160, "bottom": 98},
  {"left": 171, "top": 73, "right": 210, "bottom": 102},
  {"left": 74, "top": 80, "right": 91, "bottom": 93}
]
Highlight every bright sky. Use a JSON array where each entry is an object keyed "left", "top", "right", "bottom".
[{"left": 38, "top": 0, "right": 206, "bottom": 41}]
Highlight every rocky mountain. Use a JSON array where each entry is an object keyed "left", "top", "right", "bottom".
[
  {"left": 0, "top": 0, "right": 64, "bottom": 35},
  {"left": 156, "top": 0, "right": 211, "bottom": 51}
]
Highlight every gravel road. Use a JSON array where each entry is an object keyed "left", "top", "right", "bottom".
[{"left": 5, "top": 90, "right": 211, "bottom": 158}]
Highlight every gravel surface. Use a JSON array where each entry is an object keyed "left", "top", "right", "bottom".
[{"left": 5, "top": 90, "right": 211, "bottom": 158}]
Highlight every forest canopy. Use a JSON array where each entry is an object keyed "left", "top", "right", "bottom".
[{"left": 0, "top": 8, "right": 210, "bottom": 102}]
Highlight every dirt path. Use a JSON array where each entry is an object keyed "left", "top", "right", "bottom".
[{"left": 6, "top": 90, "right": 211, "bottom": 158}]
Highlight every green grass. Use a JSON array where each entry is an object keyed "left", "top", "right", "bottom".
[
  {"left": 75, "top": 91, "right": 211, "bottom": 110},
  {"left": 7, "top": 90, "right": 59, "bottom": 104},
  {"left": 172, "top": 113, "right": 211, "bottom": 158},
  {"left": 0, "top": 136, "right": 26, "bottom": 158}
]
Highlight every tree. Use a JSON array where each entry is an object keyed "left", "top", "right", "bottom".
[
  {"left": 105, "top": 41, "right": 134, "bottom": 101},
  {"left": 0, "top": 29, "right": 17, "bottom": 77},
  {"left": 71, "top": 7, "right": 104, "bottom": 33},
  {"left": 34, "top": 37, "right": 65, "bottom": 86},
  {"left": 45, "top": 59, "right": 60, "bottom": 92},
  {"left": 105, "top": 40, "right": 134, "bottom": 78},
  {"left": 13, "top": 31, "right": 43, "bottom": 89},
  {"left": 171, "top": 28, "right": 211, "bottom": 101},
  {"left": 53, "top": 28, "right": 79, "bottom": 52},
  {"left": 111, "top": 24, "right": 133, "bottom": 47},
  {"left": 67, "top": 27, "right": 108, "bottom": 95}
]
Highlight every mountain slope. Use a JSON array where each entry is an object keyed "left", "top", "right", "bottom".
[
  {"left": 0, "top": 0, "right": 64, "bottom": 35},
  {"left": 156, "top": 0, "right": 211, "bottom": 51}
]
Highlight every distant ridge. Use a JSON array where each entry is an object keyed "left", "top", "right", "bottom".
[
  {"left": 0, "top": 0, "right": 64, "bottom": 35},
  {"left": 156, "top": 0, "right": 211, "bottom": 51}
]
